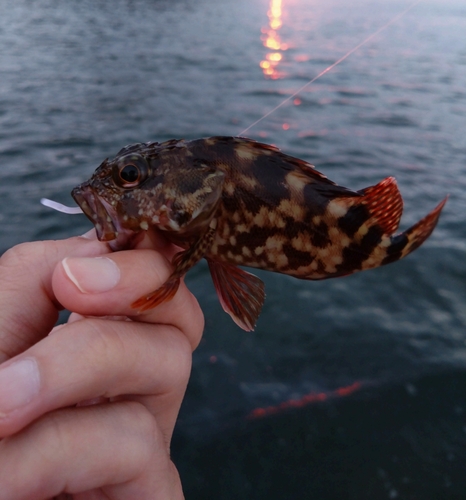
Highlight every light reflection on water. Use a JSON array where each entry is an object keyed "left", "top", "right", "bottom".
[{"left": 260, "top": 0, "right": 287, "bottom": 79}]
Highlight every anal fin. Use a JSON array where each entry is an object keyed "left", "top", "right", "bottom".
[{"left": 207, "top": 259, "right": 265, "bottom": 331}]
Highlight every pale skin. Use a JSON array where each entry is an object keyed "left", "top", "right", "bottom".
[{"left": 0, "top": 229, "right": 204, "bottom": 499}]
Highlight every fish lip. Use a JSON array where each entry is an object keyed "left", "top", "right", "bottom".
[
  {"left": 71, "top": 184, "right": 137, "bottom": 250},
  {"left": 71, "top": 184, "right": 117, "bottom": 241}
]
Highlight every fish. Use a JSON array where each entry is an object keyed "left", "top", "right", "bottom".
[{"left": 71, "top": 136, "right": 447, "bottom": 331}]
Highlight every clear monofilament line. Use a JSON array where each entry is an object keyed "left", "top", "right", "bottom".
[
  {"left": 239, "top": 0, "right": 423, "bottom": 136},
  {"left": 40, "top": 198, "right": 83, "bottom": 214}
]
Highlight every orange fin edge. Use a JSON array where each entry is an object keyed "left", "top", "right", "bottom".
[
  {"left": 395, "top": 195, "right": 448, "bottom": 258},
  {"left": 131, "top": 278, "right": 181, "bottom": 312}
]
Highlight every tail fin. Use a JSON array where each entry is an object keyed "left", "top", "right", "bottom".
[
  {"left": 308, "top": 178, "right": 447, "bottom": 279},
  {"left": 381, "top": 196, "right": 448, "bottom": 266}
]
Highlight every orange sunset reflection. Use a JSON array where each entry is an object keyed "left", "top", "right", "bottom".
[{"left": 260, "top": 0, "right": 288, "bottom": 79}]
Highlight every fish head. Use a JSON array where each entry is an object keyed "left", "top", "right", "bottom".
[{"left": 72, "top": 141, "right": 225, "bottom": 250}]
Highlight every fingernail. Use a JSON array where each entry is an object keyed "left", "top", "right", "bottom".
[
  {"left": 0, "top": 358, "right": 40, "bottom": 417},
  {"left": 62, "top": 256, "right": 121, "bottom": 293}
]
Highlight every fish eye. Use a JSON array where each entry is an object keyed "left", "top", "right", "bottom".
[
  {"left": 112, "top": 155, "right": 149, "bottom": 188},
  {"left": 120, "top": 164, "right": 139, "bottom": 183}
]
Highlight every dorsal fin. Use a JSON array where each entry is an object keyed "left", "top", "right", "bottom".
[
  {"left": 236, "top": 137, "right": 336, "bottom": 184},
  {"left": 247, "top": 140, "right": 281, "bottom": 154}
]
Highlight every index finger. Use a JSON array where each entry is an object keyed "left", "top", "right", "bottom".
[{"left": 0, "top": 234, "right": 109, "bottom": 362}]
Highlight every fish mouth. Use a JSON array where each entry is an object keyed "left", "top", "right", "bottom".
[{"left": 71, "top": 184, "right": 138, "bottom": 250}]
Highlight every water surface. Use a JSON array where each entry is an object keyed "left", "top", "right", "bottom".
[{"left": 1, "top": 0, "right": 465, "bottom": 497}]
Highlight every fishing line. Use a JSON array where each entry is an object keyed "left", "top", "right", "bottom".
[{"left": 239, "top": 0, "right": 424, "bottom": 136}]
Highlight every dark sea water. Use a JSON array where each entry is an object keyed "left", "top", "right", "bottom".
[{"left": 1, "top": 0, "right": 466, "bottom": 497}]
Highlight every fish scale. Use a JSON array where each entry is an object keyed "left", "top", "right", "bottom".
[{"left": 72, "top": 136, "right": 447, "bottom": 331}]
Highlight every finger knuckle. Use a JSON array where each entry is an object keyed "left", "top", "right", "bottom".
[
  {"left": 37, "top": 410, "right": 75, "bottom": 458},
  {"left": 0, "top": 243, "right": 37, "bottom": 276},
  {"left": 0, "top": 241, "right": 58, "bottom": 279},
  {"left": 168, "top": 330, "right": 193, "bottom": 386},
  {"left": 192, "top": 302, "right": 205, "bottom": 342},
  {"left": 126, "top": 401, "right": 157, "bottom": 434},
  {"left": 71, "top": 318, "right": 126, "bottom": 367},
  {"left": 184, "top": 295, "right": 205, "bottom": 351},
  {"left": 2, "top": 241, "right": 46, "bottom": 266},
  {"left": 119, "top": 401, "right": 164, "bottom": 456}
]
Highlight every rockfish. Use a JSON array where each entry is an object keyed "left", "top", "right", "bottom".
[{"left": 72, "top": 136, "right": 446, "bottom": 330}]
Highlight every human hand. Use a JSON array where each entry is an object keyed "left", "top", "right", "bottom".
[{"left": 0, "top": 230, "right": 204, "bottom": 499}]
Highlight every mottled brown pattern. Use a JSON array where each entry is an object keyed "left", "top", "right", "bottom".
[{"left": 72, "top": 136, "right": 447, "bottom": 330}]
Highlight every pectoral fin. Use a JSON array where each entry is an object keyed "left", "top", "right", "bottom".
[
  {"left": 132, "top": 220, "right": 217, "bottom": 312},
  {"left": 207, "top": 259, "right": 265, "bottom": 331}
]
